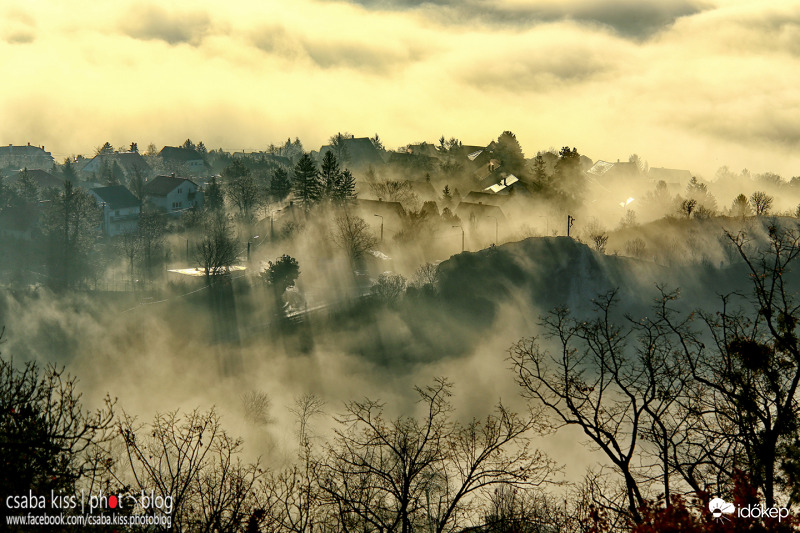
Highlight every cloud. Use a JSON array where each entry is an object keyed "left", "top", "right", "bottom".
[
  {"left": 6, "top": 32, "right": 35, "bottom": 44},
  {"left": 334, "top": 0, "right": 708, "bottom": 38},
  {"left": 3, "top": 0, "right": 800, "bottom": 179},
  {"left": 119, "top": 4, "right": 212, "bottom": 45},
  {"left": 455, "top": 25, "right": 628, "bottom": 92},
  {"left": 2, "top": 5, "right": 37, "bottom": 44},
  {"left": 251, "top": 25, "right": 418, "bottom": 73}
]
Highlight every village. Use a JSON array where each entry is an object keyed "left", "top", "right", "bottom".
[{"left": 0, "top": 132, "right": 717, "bottom": 296}]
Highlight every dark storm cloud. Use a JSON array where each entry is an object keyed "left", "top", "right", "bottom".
[
  {"left": 120, "top": 5, "right": 212, "bottom": 46},
  {"left": 335, "top": 0, "right": 706, "bottom": 38}
]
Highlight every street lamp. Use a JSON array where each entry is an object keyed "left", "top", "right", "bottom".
[
  {"left": 453, "top": 224, "right": 464, "bottom": 252},
  {"left": 486, "top": 215, "right": 498, "bottom": 244},
  {"left": 247, "top": 235, "right": 260, "bottom": 262},
  {"left": 374, "top": 214, "right": 383, "bottom": 243}
]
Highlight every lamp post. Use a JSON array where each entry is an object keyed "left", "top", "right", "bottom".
[
  {"left": 374, "top": 214, "right": 383, "bottom": 243},
  {"left": 453, "top": 224, "right": 464, "bottom": 252},
  {"left": 486, "top": 215, "right": 498, "bottom": 244},
  {"left": 247, "top": 235, "right": 260, "bottom": 263}
]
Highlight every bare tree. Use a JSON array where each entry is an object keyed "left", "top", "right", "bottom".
[
  {"left": 371, "top": 272, "right": 407, "bottom": 306},
  {"left": 257, "top": 394, "right": 328, "bottom": 533},
  {"left": 119, "top": 231, "right": 142, "bottom": 284},
  {"left": 584, "top": 219, "right": 609, "bottom": 253},
  {"left": 195, "top": 214, "right": 239, "bottom": 280},
  {"left": 42, "top": 181, "right": 100, "bottom": 289},
  {"left": 412, "top": 262, "right": 440, "bottom": 294},
  {"left": 332, "top": 211, "right": 377, "bottom": 269},
  {"left": 750, "top": 190, "right": 774, "bottom": 216},
  {"left": 138, "top": 208, "right": 166, "bottom": 281},
  {"left": 0, "top": 331, "right": 115, "bottom": 509},
  {"left": 679, "top": 198, "right": 697, "bottom": 218},
  {"left": 509, "top": 295, "right": 654, "bottom": 524},
  {"left": 116, "top": 408, "right": 260, "bottom": 532},
  {"left": 510, "top": 226, "right": 800, "bottom": 525},
  {"left": 226, "top": 172, "right": 262, "bottom": 222},
  {"left": 320, "top": 378, "right": 554, "bottom": 533},
  {"left": 623, "top": 237, "right": 646, "bottom": 259},
  {"left": 329, "top": 132, "right": 354, "bottom": 163},
  {"left": 368, "top": 180, "right": 418, "bottom": 207}
]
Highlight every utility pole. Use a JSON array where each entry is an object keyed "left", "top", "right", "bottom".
[
  {"left": 374, "top": 214, "right": 384, "bottom": 244},
  {"left": 453, "top": 224, "right": 464, "bottom": 252},
  {"left": 567, "top": 215, "right": 575, "bottom": 237}
]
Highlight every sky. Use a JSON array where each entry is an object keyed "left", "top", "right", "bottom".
[{"left": 1, "top": 0, "right": 800, "bottom": 178}]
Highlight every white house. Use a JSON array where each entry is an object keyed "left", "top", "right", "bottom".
[
  {"left": 90, "top": 185, "right": 141, "bottom": 236},
  {"left": 144, "top": 175, "right": 204, "bottom": 214}
]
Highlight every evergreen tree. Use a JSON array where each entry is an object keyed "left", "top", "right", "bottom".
[
  {"left": 269, "top": 167, "right": 292, "bottom": 202},
  {"left": 370, "top": 133, "right": 384, "bottom": 151},
  {"left": 532, "top": 154, "right": 548, "bottom": 184},
  {"left": 320, "top": 151, "right": 342, "bottom": 200},
  {"left": 494, "top": 131, "right": 526, "bottom": 176},
  {"left": 16, "top": 168, "right": 40, "bottom": 204},
  {"left": 222, "top": 159, "right": 250, "bottom": 181},
  {"left": 96, "top": 142, "right": 114, "bottom": 155},
  {"left": 205, "top": 176, "right": 224, "bottom": 211},
  {"left": 292, "top": 153, "right": 320, "bottom": 208},
  {"left": 335, "top": 169, "right": 357, "bottom": 203},
  {"left": 62, "top": 158, "right": 77, "bottom": 182},
  {"left": 554, "top": 146, "right": 584, "bottom": 204}
]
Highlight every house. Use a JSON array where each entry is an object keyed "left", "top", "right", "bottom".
[
  {"left": 405, "top": 142, "right": 441, "bottom": 159},
  {"left": 7, "top": 169, "right": 64, "bottom": 191},
  {"left": 78, "top": 151, "right": 151, "bottom": 181},
  {"left": 482, "top": 173, "right": 519, "bottom": 194},
  {"left": 586, "top": 160, "right": 640, "bottom": 179},
  {"left": 648, "top": 167, "right": 692, "bottom": 186},
  {"left": 90, "top": 185, "right": 141, "bottom": 236},
  {"left": 144, "top": 175, "right": 204, "bottom": 214},
  {"left": 385, "top": 152, "right": 437, "bottom": 173},
  {"left": 319, "top": 137, "right": 384, "bottom": 168},
  {"left": 407, "top": 180, "right": 438, "bottom": 203},
  {"left": 352, "top": 198, "right": 406, "bottom": 238},
  {"left": 463, "top": 191, "right": 512, "bottom": 207},
  {"left": 158, "top": 146, "right": 206, "bottom": 175},
  {"left": 0, "top": 143, "right": 54, "bottom": 171},
  {"left": 454, "top": 201, "right": 507, "bottom": 224}
]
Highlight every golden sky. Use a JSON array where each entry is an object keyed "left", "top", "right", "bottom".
[{"left": 1, "top": 0, "right": 799, "bottom": 177}]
